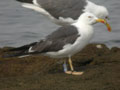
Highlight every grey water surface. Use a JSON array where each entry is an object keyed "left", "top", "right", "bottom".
[{"left": 0, "top": 0, "right": 120, "bottom": 48}]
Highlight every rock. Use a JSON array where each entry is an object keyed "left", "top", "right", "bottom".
[{"left": 0, "top": 43, "right": 120, "bottom": 90}]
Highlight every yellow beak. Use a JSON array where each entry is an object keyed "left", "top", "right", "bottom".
[{"left": 96, "top": 19, "right": 111, "bottom": 32}]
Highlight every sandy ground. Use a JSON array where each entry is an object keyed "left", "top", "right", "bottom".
[{"left": 0, "top": 43, "right": 120, "bottom": 90}]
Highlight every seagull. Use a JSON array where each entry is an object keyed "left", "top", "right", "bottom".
[
  {"left": 16, "top": 0, "right": 109, "bottom": 25},
  {"left": 3, "top": 12, "right": 111, "bottom": 75},
  {"left": 15, "top": 0, "right": 110, "bottom": 74}
]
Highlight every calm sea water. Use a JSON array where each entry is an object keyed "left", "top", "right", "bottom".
[{"left": 0, "top": 0, "right": 120, "bottom": 48}]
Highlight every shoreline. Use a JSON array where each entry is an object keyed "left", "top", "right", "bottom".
[{"left": 0, "top": 43, "right": 120, "bottom": 90}]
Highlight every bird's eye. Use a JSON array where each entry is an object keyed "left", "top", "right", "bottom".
[
  {"left": 105, "top": 16, "right": 108, "bottom": 19},
  {"left": 105, "top": 16, "right": 110, "bottom": 20},
  {"left": 88, "top": 16, "right": 92, "bottom": 18}
]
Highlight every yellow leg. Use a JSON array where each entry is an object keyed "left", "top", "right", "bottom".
[
  {"left": 63, "top": 60, "right": 72, "bottom": 74},
  {"left": 68, "top": 57, "right": 74, "bottom": 71},
  {"left": 65, "top": 57, "right": 74, "bottom": 74},
  {"left": 65, "top": 57, "right": 84, "bottom": 75}
]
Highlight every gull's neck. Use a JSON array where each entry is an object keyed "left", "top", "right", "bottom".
[{"left": 72, "top": 21, "right": 94, "bottom": 34}]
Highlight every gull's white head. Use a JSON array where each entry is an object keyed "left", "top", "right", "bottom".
[
  {"left": 77, "top": 12, "right": 111, "bottom": 32},
  {"left": 78, "top": 12, "right": 98, "bottom": 25},
  {"left": 85, "top": 1, "right": 109, "bottom": 20},
  {"left": 94, "top": 6, "right": 109, "bottom": 19}
]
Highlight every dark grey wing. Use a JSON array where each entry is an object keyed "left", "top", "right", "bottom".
[
  {"left": 46, "top": 25, "right": 79, "bottom": 39},
  {"left": 37, "top": 0, "right": 87, "bottom": 19},
  {"left": 31, "top": 25, "right": 80, "bottom": 53},
  {"left": 16, "top": 0, "right": 87, "bottom": 19}
]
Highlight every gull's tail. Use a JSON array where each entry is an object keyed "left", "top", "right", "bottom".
[
  {"left": 3, "top": 42, "right": 37, "bottom": 58},
  {"left": 3, "top": 51, "right": 29, "bottom": 58}
]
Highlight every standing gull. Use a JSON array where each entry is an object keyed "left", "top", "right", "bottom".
[
  {"left": 16, "top": 0, "right": 109, "bottom": 25},
  {"left": 4, "top": 12, "right": 111, "bottom": 75}
]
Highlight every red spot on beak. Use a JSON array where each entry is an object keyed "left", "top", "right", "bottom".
[
  {"left": 101, "top": 21, "right": 105, "bottom": 23},
  {"left": 96, "top": 19, "right": 112, "bottom": 32}
]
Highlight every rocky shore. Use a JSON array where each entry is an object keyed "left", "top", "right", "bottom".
[{"left": 0, "top": 43, "right": 120, "bottom": 90}]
